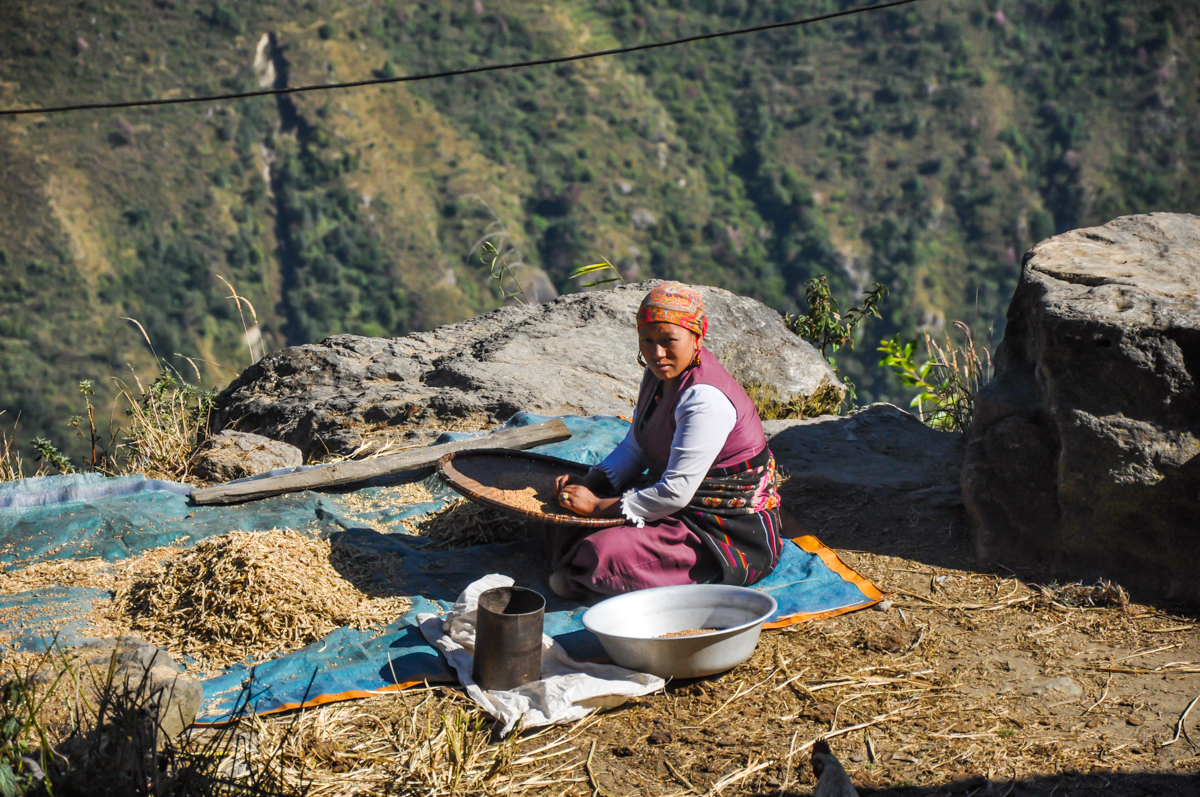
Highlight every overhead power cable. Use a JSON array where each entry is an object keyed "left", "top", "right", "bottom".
[{"left": 0, "top": 0, "right": 922, "bottom": 117}]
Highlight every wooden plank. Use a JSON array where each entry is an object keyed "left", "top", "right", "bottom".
[{"left": 190, "top": 418, "right": 573, "bottom": 505}]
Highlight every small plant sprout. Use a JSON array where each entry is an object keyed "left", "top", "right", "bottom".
[
  {"left": 31, "top": 437, "right": 73, "bottom": 475},
  {"left": 569, "top": 258, "right": 624, "bottom": 288},
  {"left": 785, "top": 276, "right": 888, "bottom": 408},
  {"left": 463, "top": 194, "right": 532, "bottom": 305},
  {"left": 67, "top": 379, "right": 111, "bottom": 469},
  {"left": 479, "top": 240, "right": 530, "bottom": 305}
]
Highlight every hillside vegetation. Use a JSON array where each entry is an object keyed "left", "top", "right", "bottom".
[{"left": 0, "top": 0, "right": 1196, "bottom": 458}]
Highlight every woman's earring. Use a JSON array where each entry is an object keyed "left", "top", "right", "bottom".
[
  {"left": 637, "top": 352, "right": 647, "bottom": 367},
  {"left": 691, "top": 349, "right": 702, "bottom": 368}
]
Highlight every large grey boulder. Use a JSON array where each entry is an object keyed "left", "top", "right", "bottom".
[
  {"left": 31, "top": 636, "right": 203, "bottom": 743},
  {"left": 213, "top": 281, "right": 843, "bottom": 460},
  {"left": 766, "top": 404, "right": 966, "bottom": 551},
  {"left": 962, "top": 213, "right": 1200, "bottom": 604}
]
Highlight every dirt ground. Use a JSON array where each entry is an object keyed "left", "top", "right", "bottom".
[{"left": 251, "top": 519, "right": 1200, "bottom": 797}]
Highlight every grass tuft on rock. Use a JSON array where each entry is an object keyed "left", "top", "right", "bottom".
[{"left": 744, "top": 379, "right": 846, "bottom": 420}]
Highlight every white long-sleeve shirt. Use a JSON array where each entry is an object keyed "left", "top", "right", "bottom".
[{"left": 593, "top": 384, "right": 737, "bottom": 526}]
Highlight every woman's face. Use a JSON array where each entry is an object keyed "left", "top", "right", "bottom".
[{"left": 639, "top": 321, "right": 699, "bottom": 382}]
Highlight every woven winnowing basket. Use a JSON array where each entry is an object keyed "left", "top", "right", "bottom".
[{"left": 437, "top": 450, "right": 625, "bottom": 529}]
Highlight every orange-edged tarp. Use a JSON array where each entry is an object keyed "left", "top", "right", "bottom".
[{"left": 194, "top": 530, "right": 882, "bottom": 725}]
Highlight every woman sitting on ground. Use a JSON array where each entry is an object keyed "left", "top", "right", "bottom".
[{"left": 549, "top": 281, "right": 784, "bottom": 602}]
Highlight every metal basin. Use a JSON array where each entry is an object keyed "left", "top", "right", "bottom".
[{"left": 581, "top": 585, "right": 778, "bottom": 679}]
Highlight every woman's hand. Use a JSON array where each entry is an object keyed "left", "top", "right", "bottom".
[
  {"left": 557, "top": 484, "right": 602, "bottom": 516},
  {"left": 554, "top": 470, "right": 623, "bottom": 518},
  {"left": 553, "top": 473, "right": 582, "bottom": 493}
]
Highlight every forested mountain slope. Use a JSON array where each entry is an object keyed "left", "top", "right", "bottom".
[{"left": 0, "top": 0, "right": 1196, "bottom": 457}]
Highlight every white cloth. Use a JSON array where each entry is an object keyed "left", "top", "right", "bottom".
[
  {"left": 417, "top": 575, "right": 665, "bottom": 735},
  {"left": 594, "top": 384, "right": 737, "bottom": 527}
]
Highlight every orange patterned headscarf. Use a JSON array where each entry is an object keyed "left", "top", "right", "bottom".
[{"left": 636, "top": 282, "right": 707, "bottom": 338}]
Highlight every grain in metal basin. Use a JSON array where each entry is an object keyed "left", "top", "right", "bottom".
[{"left": 582, "top": 584, "right": 778, "bottom": 678}]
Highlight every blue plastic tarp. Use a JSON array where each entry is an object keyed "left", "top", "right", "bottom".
[{"left": 194, "top": 533, "right": 880, "bottom": 723}]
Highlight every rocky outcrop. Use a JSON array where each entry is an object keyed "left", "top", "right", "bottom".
[
  {"left": 31, "top": 636, "right": 203, "bottom": 742},
  {"left": 191, "top": 430, "right": 303, "bottom": 482},
  {"left": 213, "top": 281, "right": 844, "bottom": 460},
  {"left": 767, "top": 404, "right": 966, "bottom": 551},
  {"left": 962, "top": 213, "right": 1200, "bottom": 604}
]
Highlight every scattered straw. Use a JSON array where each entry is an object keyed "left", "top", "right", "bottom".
[
  {"left": 240, "top": 689, "right": 593, "bottom": 797},
  {"left": 1038, "top": 580, "right": 1130, "bottom": 610},
  {"left": 403, "top": 498, "right": 529, "bottom": 550},
  {"left": 334, "top": 481, "right": 438, "bottom": 526},
  {"left": 109, "top": 530, "right": 411, "bottom": 670},
  {"left": 0, "top": 558, "right": 115, "bottom": 595},
  {"left": 0, "top": 547, "right": 182, "bottom": 598}
]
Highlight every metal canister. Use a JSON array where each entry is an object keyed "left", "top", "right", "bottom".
[{"left": 472, "top": 586, "right": 546, "bottom": 691}]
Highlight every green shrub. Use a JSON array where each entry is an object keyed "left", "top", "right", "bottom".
[{"left": 209, "top": 2, "right": 243, "bottom": 33}]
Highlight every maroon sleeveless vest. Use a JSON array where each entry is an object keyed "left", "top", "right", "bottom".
[{"left": 632, "top": 347, "right": 766, "bottom": 476}]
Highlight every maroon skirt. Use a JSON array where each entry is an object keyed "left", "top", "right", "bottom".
[{"left": 541, "top": 517, "right": 722, "bottom": 604}]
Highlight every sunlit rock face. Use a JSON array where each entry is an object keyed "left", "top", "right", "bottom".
[{"left": 212, "top": 281, "right": 842, "bottom": 461}]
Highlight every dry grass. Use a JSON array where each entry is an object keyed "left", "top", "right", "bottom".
[
  {"left": 2, "top": 644, "right": 311, "bottom": 797},
  {"left": 0, "top": 302, "right": 247, "bottom": 485},
  {"left": 0, "top": 411, "right": 48, "bottom": 481},
  {"left": 916, "top": 321, "right": 993, "bottom": 432},
  {"left": 234, "top": 687, "right": 595, "bottom": 797},
  {"left": 108, "top": 530, "right": 412, "bottom": 671},
  {"left": 4, "top": 470, "right": 1196, "bottom": 796},
  {"left": 113, "top": 374, "right": 212, "bottom": 483},
  {"left": 0, "top": 373, "right": 214, "bottom": 485},
  {"left": 3, "top": 533, "right": 1198, "bottom": 796}
]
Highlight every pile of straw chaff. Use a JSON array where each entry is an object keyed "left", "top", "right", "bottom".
[
  {"left": 403, "top": 498, "right": 529, "bottom": 550},
  {"left": 110, "top": 529, "right": 411, "bottom": 669}
]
